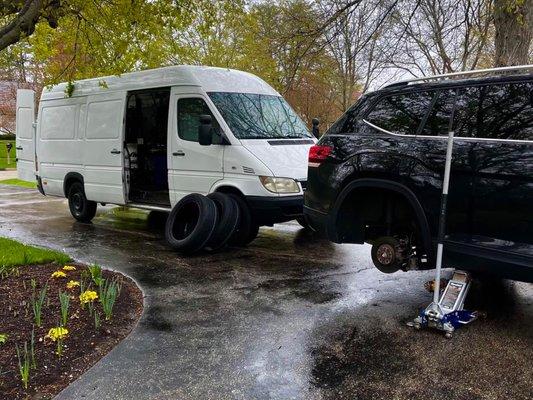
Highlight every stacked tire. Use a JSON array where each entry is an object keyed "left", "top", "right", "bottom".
[{"left": 165, "top": 193, "right": 259, "bottom": 254}]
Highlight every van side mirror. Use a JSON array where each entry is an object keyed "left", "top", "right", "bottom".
[
  {"left": 198, "top": 114, "right": 213, "bottom": 146},
  {"left": 312, "top": 118, "right": 320, "bottom": 138}
]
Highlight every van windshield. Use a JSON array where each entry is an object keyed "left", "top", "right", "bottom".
[{"left": 208, "top": 92, "right": 312, "bottom": 140}]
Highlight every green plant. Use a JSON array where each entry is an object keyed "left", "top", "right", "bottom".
[
  {"left": 99, "top": 278, "right": 120, "bottom": 320},
  {"left": 31, "top": 284, "right": 48, "bottom": 327},
  {"left": 0, "top": 264, "right": 19, "bottom": 279},
  {"left": 64, "top": 81, "right": 75, "bottom": 97},
  {"left": 59, "top": 291, "right": 70, "bottom": 326},
  {"left": 0, "top": 333, "right": 7, "bottom": 345},
  {"left": 16, "top": 342, "right": 31, "bottom": 389},
  {"left": 94, "top": 311, "right": 101, "bottom": 330},
  {"left": 30, "top": 329, "right": 37, "bottom": 370},
  {"left": 88, "top": 264, "right": 104, "bottom": 287},
  {"left": 79, "top": 276, "right": 89, "bottom": 309},
  {"left": 56, "top": 336, "right": 64, "bottom": 358}
]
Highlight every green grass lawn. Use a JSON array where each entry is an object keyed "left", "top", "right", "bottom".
[
  {"left": 0, "top": 237, "right": 71, "bottom": 273},
  {"left": 0, "top": 140, "right": 16, "bottom": 170},
  {"left": 0, "top": 178, "right": 36, "bottom": 188}
]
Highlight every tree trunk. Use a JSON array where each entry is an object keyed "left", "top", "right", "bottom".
[{"left": 494, "top": 0, "right": 533, "bottom": 66}]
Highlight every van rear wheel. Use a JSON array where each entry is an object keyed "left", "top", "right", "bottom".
[
  {"left": 165, "top": 194, "right": 218, "bottom": 253},
  {"left": 68, "top": 182, "right": 97, "bottom": 223}
]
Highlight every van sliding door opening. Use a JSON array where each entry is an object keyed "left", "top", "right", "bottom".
[{"left": 125, "top": 88, "right": 171, "bottom": 207}]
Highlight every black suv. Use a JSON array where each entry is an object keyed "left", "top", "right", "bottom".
[{"left": 304, "top": 69, "right": 533, "bottom": 283}]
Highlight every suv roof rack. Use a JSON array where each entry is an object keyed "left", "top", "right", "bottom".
[{"left": 385, "top": 64, "right": 533, "bottom": 88}]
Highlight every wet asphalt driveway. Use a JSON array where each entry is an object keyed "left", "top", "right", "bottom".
[{"left": 0, "top": 185, "right": 532, "bottom": 400}]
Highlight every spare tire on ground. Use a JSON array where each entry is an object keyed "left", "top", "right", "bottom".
[
  {"left": 165, "top": 194, "right": 218, "bottom": 253},
  {"left": 226, "top": 193, "right": 260, "bottom": 247},
  {"left": 205, "top": 192, "right": 240, "bottom": 251}
]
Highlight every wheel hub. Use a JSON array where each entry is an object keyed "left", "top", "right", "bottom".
[
  {"left": 376, "top": 243, "right": 395, "bottom": 265},
  {"left": 72, "top": 193, "right": 83, "bottom": 212}
]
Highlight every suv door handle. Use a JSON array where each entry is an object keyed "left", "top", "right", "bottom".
[
  {"left": 16, "top": 146, "right": 23, "bottom": 150},
  {"left": 172, "top": 151, "right": 185, "bottom": 156},
  {"left": 110, "top": 149, "right": 121, "bottom": 154}
]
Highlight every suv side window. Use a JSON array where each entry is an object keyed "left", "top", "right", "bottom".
[
  {"left": 419, "top": 89, "right": 456, "bottom": 136},
  {"left": 177, "top": 97, "right": 221, "bottom": 143},
  {"left": 455, "top": 82, "right": 533, "bottom": 140},
  {"left": 366, "top": 91, "right": 434, "bottom": 135}
]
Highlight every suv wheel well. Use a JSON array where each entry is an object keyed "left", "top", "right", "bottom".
[{"left": 336, "top": 186, "right": 424, "bottom": 249}]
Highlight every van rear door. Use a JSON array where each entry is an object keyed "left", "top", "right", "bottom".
[{"left": 15, "top": 89, "right": 36, "bottom": 182}]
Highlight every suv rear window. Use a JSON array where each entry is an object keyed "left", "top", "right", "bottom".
[{"left": 366, "top": 91, "right": 434, "bottom": 135}]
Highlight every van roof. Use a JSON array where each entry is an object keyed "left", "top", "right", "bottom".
[{"left": 41, "top": 65, "right": 279, "bottom": 100}]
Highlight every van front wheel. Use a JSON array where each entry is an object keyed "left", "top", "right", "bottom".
[{"left": 68, "top": 182, "right": 97, "bottom": 222}]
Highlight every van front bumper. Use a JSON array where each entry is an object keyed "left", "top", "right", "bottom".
[{"left": 246, "top": 195, "right": 304, "bottom": 225}]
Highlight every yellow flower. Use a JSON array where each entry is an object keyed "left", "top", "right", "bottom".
[
  {"left": 63, "top": 265, "right": 76, "bottom": 271},
  {"left": 66, "top": 280, "right": 80, "bottom": 289},
  {"left": 51, "top": 270, "right": 67, "bottom": 279},
  {"left": 46, "top": 327, "right": 68, "bottom": 342},
  {"left": 79, "top": 290, "right": 98, "bottom": 304}
]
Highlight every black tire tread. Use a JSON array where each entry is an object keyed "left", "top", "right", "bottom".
[
  {"left": 165, "top": 194, "right": 218, "bottom": 253},
  {"left": 68, "top": 182, "right": 97, "bottom": 223},
  {"left": 205, "top": 192, "right": 240, "bottom": 251}
]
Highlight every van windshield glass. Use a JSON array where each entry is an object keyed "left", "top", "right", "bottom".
[{"left": 208, "top": 92, "right": 311, "bottom": 140}]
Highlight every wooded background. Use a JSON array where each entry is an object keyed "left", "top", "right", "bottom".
[{"left": 1, "top": 0, "right": 532, "bottom": 134}]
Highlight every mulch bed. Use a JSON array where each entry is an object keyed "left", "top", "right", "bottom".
[{"left": 0, "top": 262, "right": 143, "bottom": 399}]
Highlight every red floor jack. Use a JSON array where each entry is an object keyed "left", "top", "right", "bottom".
[{"left": 407, "top": 115, "right": 480, "bottom": 338}]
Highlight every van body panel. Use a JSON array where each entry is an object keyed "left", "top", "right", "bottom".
[
  {"left": 82, "top": 92, "right": 126, "bottom": 204},
  {"left": 38, "top": 96, "right": 86, "bottom": 196},
  {"left": 211, "top": 172, "right": 277, "bottom": 197},
  {"left": 15, "top": 89, "right": 36, "bottom": 182},
  {"left": 41, "top": 66, "right": 278, "bottom": 100},
  {"left": 221, "top": 145, "right": 273, "bottom": 183},
  {"left": 240, "top": 139, "right": 315, "bottom": 180},
  {"left": 168, "top": 90, "right": 224, "bottom": 204}
]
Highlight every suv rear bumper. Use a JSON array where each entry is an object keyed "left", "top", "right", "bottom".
[{"left": 246, "top": 195, "right": 303, "bottom": 225}]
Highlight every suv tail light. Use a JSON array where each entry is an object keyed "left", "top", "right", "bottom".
[{"left": 309, "top": 145, "right": 332, "bottom": 167}]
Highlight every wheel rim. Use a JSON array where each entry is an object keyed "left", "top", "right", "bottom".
[
  {"left": 376, "top": 243, "right": 395, "bottom": 265},
  {"left": 72, "top": 193, "right": 83, "bottom": 213}
]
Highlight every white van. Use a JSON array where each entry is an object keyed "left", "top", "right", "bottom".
[{"left": 16, "top": 66, "right": 315, "bottom": 249}]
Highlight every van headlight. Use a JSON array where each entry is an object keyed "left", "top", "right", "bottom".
[{"left": 259, "top": 176, "right": 300, "bottom": 194}]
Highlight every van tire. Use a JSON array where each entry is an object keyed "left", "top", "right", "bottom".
[
  {"left": 227, "top": 194, "right": 259, "bottom": 247},
  {"left": 165, "top": 194, "right": 218, "bottom": 253},
  {"left": 205, "top": 193, "right": 240, "bottom": 251},
  {"left": 68, "top": 182, "right": 97, "bottom": 223}
]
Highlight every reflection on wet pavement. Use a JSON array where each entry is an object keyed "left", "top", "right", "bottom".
[{"left": 0, "top": 185, "right": 531, "bottom": 400}]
